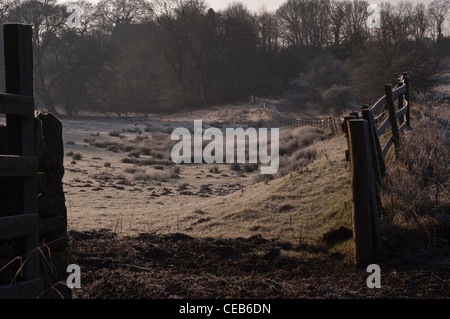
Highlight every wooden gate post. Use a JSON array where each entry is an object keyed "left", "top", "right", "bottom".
[
  {"left": 1, "top": 23, "right": 42, "bottom": 297},
  {"left": 347, "top": 119, "right": 379, "bottom": 266}
]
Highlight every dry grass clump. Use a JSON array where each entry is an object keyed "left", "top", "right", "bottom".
[
  {"left": 279, "top": 126, "right": 325, "bottom": 156},
  {"left": 92, "top": 131, "right": 175, "bottom": 164},
  {"left": 72, "top": 153, "right": 83, "bottom": 160},
  {"left": 109, "top": 130, "right": 122, "bottom": 137},
  {"left": 380, "top": 103, "right": 450, "bottom": 248},
  {"left": 253, "top": 126, "right": 325, "bottom": 182},
  {"left": 209, "top": 165, "right": 220, "bottom": 174},
  {"left": 133, "top": 167, "right": 180, "bottom": 182},
  {"left": 124, "top": 167, "right": 146, "bottom": 175}
]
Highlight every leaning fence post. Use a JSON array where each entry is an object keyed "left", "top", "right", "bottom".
[
  {"left": 385, "top": 84, "right": 400, "bottom": 154},
  {"left": 347, "top": 119, "right": 379, "bottom": 265}
]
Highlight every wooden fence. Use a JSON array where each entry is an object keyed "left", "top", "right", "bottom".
[
  {"left": 0, "top": 24, "right": 42, "bottom": 298},
  {"left": 344, "top": 73, "right": 411, "bottom": 265},
  {"left": 250, "top": 96, "right": 343, "bottom": 134}
]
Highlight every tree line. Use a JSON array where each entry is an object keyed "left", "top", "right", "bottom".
[{"left": 0, "top": 0, "right": 449, "bottom": 116}]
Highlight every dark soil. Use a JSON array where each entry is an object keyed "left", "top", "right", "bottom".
[{"left": 68, "top": 230, "right": 450, "bottom": 299}]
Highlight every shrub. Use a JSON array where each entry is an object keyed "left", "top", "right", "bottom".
[
  {"left": 72, "top": 153, "right": 82, "bottom": 160},
  {"left": 321, "top": 85, "right": 359, "bottom": 115}
]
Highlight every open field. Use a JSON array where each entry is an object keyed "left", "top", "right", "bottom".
[
  {"left": 60, "top": 99, "right": 450, "bottom": 299},
  {"left": 63, "top": 103, "right": 349, "bottom": 243}
]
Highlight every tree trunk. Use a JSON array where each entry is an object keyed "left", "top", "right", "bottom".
[{"left": 34, "top": 60, "right": 60, "bottom": 116}]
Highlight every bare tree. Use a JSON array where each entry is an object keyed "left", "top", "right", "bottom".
[
  {"left": 95, "top": 0, "right": 153, "bottom": 32},
  {"left": 411, "top": 3, "right": 430, "bottom": 42},
  {"left": 342, "top": 0, "right": 369, "bottom": 43},
  {"left": 0, "top": 0, "right": 18, "bottom": 21},
  {"left": 256, "top": 9, "right": 279, "bottom": 52},
  {"left": 328, "top": 0, "right": 350, "bottom": 47},
  {"left": 9, "top": 0, "right": 66, "bottom": 115},
  {"left": 276, "top": 0, "right": 304, "bottom": 47},
  {"left": 428, "top": 0, "right": 450, "bottom": 42},
  {"left": 152, "top": 0, "right": 207, "bottom": 108}
]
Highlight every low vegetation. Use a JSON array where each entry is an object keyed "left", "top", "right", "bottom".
[{"left": 380, "top": 102, "right": 450, "bottom": 250}]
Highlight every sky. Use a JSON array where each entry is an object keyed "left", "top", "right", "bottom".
[
  {"left": 77, "top": 0, "right": 437, "bottom": 14},
  {"left": 205, "top": 0, "right": 434, "bottom": 12}
]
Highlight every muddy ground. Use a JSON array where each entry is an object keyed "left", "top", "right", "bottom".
[{"left": 68, "top": 230, "right": 450, "bottom": 299}]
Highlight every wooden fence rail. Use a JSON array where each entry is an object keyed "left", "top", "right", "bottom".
[
  {"left": 345, "top": 73, "right": 411, "bottom": 265},
  {"left": 250, "top": 96, "right": 344, "bottom": 134},
  {"left": 0, "top": 24, "right": 42, "bottom": 298}
]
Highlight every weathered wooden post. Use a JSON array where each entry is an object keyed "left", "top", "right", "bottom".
[
  {"left": 403, "top": 72, "right": 411, "bottom": 129},
  {"left": 0, "top": 23, "right": 42, "bottom": 298},
  {"left": 385, "top": 84, "right": 400, "bottom": 154},
  {"left": 343, "top": 115, "right": 357, "bottom": 161},
  {"left": 347, "top": 119, "right": 379, "bottom": 265},
  {"left": 361, "top": 106, "right": 383, "bottom": 185},
  {"left": 397, "top": 78, "right": 405, "bottom": 126},
  {"left": 5, "top": 23, "right": 40, "bottom": 282}
]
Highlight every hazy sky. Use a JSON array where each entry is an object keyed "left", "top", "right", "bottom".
[
  {"left": 76, "top": 0, "right": 437, "bottom": 13},
  {"left": 204, "top": 0, "right": 435, "bottom": 12}
]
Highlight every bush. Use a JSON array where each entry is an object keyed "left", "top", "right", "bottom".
[
  {"left": 307, "top": 53, "right": 349, "bottom": 99},
  {"left": 321, "top": 85, "right": 359, "bottom": 115}
]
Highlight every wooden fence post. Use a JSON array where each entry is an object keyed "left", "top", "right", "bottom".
[
  {"left": 361, "top": 106, "right": 382, "bottom": 186},
  {"left": 343, "top": 115, "right": 356, "bottom": 161},
  {"left": 4, "top": 24, "right": 40, "bottom": 284},
  {"left": 397, "top": 78, "right": 405, "bottom": 126},
  {"left": 385, "top": 84, "right": 400, "bottom": 154},
  {"left": 403, "top": 72, "right": 411, "bottom": 129},
  {"left": 347, "top": 119, "right": 379, "bottom": 265}
]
